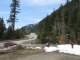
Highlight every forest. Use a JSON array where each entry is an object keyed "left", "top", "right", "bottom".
[{"left": 37, "top": 0, "right": 80, "bottom": 44}]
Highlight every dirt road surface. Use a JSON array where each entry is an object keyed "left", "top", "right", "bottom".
[{"left": 0, "top": 52, "right": 80, "bottom": 60}]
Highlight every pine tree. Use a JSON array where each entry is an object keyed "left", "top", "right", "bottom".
[
  {"left": 7, "top": 0, "right": 20, "bottom": 39},
  {"left": 0, "top": 17, "right": 5, "bottom": 39},
  {"left": 59, "top": 5, "right": 66, "bottom": 44},
  {"left": 8, "top": 0, "right": 20, "bottom": 32},
  {"left": 74, "top": 0, "right": 80, "bottom": 43},
  {"left": 67, "top": 0, "right": 69, "bottom": 4}
]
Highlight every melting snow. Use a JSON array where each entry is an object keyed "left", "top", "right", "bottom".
[
  {"left": 44, "top": 44, "right": 80, "bottom": 55},
  {"left": 44, "top": 46, "right": 58, "bottom": 52}
]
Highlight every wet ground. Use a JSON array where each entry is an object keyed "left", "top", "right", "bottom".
[{"left": 0, "top": 52, "right": 80, "bottom": 60}]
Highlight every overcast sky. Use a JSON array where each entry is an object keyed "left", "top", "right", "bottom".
[{"left": 0, "top": 0, "right": 66, "bottom": 29}]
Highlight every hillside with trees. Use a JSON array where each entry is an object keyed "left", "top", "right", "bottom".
[{"left": 36, "top": 0, "right": 80, "bottom": 44}]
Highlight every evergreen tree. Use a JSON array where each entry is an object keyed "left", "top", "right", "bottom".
[
  {"left": 0, "top": 17, "right": 5, "bottom": 39},
  {"left": 8, "top": 0, "right": 20, "bottom": 32},
  {"left": 7, "top": 0, "right": 20, "bottom": 39}
]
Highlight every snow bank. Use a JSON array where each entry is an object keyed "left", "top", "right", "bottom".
[
  {"left": 57, "top": 44, "right": 72, "bottom": 53},
  {"left": 43, "top": 44, "right": 80, "bottom": 56},
  {"left": 58, "top": 44, "right": 80, "bottom": 55},
  {"left": 44, "top": 46, "right": 58, "bottom": 52}
]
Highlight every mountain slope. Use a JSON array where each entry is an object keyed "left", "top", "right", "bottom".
[{"left": 36, "top": 0, "right": 80, "bottom": 44}]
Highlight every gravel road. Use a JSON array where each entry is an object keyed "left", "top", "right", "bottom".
[
  {"left": 0, "top": 52, "right": 80, "bottom": 60},
  {"left": 18, "top": 52, "right": 80, "bottom": 60}
]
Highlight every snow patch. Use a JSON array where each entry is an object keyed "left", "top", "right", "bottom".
[
  {"left": 43, "top": 44, "right": 80, "bottom": 56},
  {"left": 44, "top": 46, "right": 58, "bottom": 52}
]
